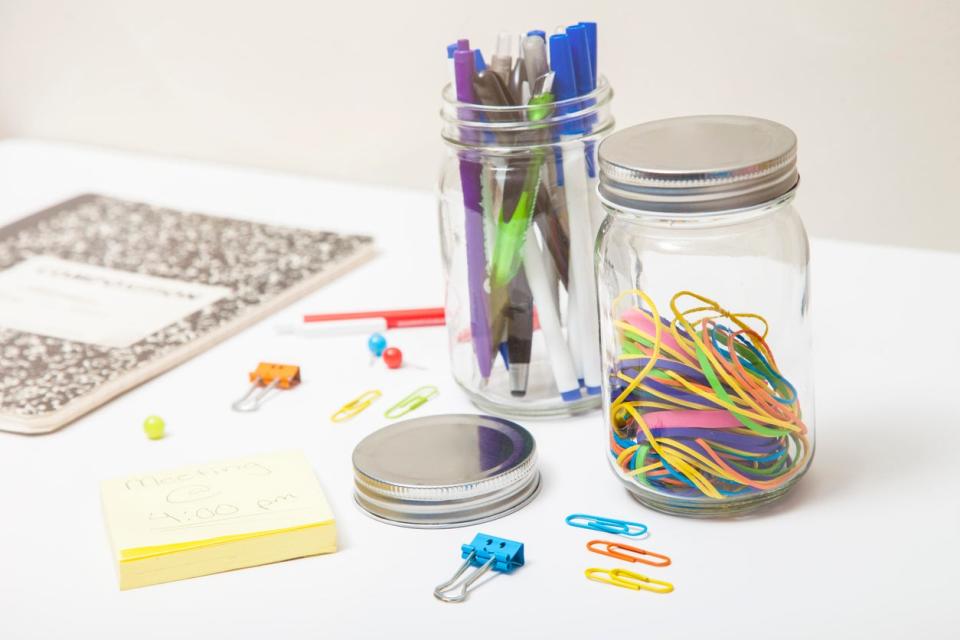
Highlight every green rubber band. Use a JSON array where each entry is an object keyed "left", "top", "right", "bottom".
[{"left": 694, "top": 342, "right": 789, "bottom": 438}]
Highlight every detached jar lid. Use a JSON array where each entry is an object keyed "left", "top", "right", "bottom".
[
  {"left": 352, "top": 414, "right": 540, "bottom": 528},
  {"left": 598, "top": 115, "right": 799, "bottom": 213}
]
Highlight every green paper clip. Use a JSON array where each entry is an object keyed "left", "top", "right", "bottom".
[{"left": 385, "top": 386, "right": 439, "bottom": 420}]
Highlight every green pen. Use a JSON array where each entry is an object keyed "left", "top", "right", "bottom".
[{"left": 489, "top": 85, "right": 555, "bottom": 289}]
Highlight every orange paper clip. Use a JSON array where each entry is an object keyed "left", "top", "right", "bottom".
[
  {"left": 231, "top": 362, "right": 301, "bottom": 412},
  {"left": 586, "top": 540, "right": 672, "bottom": 567}
]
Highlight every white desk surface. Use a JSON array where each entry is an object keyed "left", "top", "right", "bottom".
[{"left": 0, "top": 139, "right": 957, "bottom": 639}]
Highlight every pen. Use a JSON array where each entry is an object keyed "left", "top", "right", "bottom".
[
  {"left": 489, "top": 80, "right": 554, "bottom": 291},
  {"left": 505, "top": 269, "right": 534, "bottom": 395},
  {"left": 577, "top": 21, "right": 597, "bottom": 81},
  {"left": 548, "top": 33, "right": 583, "bottom": 383},
  {"left": 303, "top": 307, "right": 444, "bottom": 327},
  {"left": 473, "top": 68, "right": 525, "bottom": 219},
  {"left": 485, "top": 78, "right": 555, "bottom": 374},
  {"left": 508, "top": 49, "right": 527, "bottom": 105},
  {"left": 564, "top": 25, "right": 603, "bottom": 395},
  {"left": 522, "top": 224, "right": 580, "bottom": 401},
  {"left": 532, "top": 184, "right": 569, "bottom": 286},
  {"left": 473, "top": 66, "right": 521, "bottom": 370},
  {"left": 522, "top": 35, "right": 549, "bottom": 92},
  {"left": 454, "top": 41, "right": 494, "bottom": 380},
  {"left": 489, "top": 32, "right": 514, "bottom": 86}
]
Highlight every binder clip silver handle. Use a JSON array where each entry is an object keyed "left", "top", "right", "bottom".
[
  {"left": 231, "top": 377, "right": 279, "bottom": 412},
  {"left": 433, "top": 551, "right": 495, "bottom": 603}
]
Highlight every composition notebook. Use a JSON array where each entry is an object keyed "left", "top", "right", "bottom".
[
  {"left": 0, "top": 194, "right": 374, "bottom": 434},
  {"left": 101, "top": 451, "right": 336, "bottom": 589}
]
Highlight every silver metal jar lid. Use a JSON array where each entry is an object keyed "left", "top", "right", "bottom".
[
  {"left": 352, "top": 414, "right": 540, "bottom": 528},
  {"left": 598, "top": 115, "right": 799, "bottom": 213}
]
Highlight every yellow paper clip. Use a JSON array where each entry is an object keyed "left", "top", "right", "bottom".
[
  {"left": 231, "top": 362, "right": 301, "bottom": 412},
  {"left": 331, "top": 389, "right": 382, "bottom": 422},
  {"left": 585, "top": 567, "right": 674, "bottom": 594},
  {"left": 384, "top": 385, "right": 438, "bottom": 419}
]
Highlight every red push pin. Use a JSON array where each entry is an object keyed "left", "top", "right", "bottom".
[{"left": 383, "top": 347, "right": 403, "bottom": 369}]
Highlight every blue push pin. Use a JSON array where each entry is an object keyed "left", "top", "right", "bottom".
[{"left": 368, "top": 332, "right": 387, "bottom": 365}]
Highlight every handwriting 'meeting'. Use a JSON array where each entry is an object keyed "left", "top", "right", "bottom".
[{"left": 124, "top": 461, "right": 272, "bottom": 491}]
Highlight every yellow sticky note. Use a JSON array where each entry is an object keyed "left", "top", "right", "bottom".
[{"left": 101, "top": 451, "right": 336, "bottom": 589}]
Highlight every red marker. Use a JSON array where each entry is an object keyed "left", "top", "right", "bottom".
[{"left": 279, "top": 307, "right": 445, "bottom": 337}]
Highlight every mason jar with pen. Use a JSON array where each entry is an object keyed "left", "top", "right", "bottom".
[{"left": 437, "top": 29, "right": 614, "bottom": 417}]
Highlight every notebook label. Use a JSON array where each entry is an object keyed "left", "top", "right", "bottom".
[{"left": 0, "top": 256, "right": 232, "bottom": 348}]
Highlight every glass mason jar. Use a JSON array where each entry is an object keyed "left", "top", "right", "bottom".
[
  {"left": 438, "top": 77, "right": 614, "bottom": 417},
  {"left": 595, "top": 115, "right": 814, "bottom": 517}
]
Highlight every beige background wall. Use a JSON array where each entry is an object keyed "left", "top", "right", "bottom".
[{"left": 0, "top": 0, "right": 957, "bottom": 251}]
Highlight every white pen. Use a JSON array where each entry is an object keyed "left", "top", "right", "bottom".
[
  {"left": 523, "top": 225, "right": 581, "bottom": 401},
  {"left": 562, "top": 151, "right": 589, "bottom": 385}
]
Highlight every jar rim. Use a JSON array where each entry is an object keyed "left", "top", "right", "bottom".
[
  {"left": 598, "top": 115, "right": 799, "bottom": 213},
  {"left": 599, "top": 181, "right": 799, "bottom": 220},
  {"left": 441, "top": 75, "right": 612, "bottom": 115},
  {"left": 440, "top": 76, "right": 614, "bottom": 149}
]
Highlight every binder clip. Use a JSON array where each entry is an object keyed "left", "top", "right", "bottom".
[
  {"left": 433, "top": 534, "right": 525, "bottom": 603},
  {"left": 231, "top": 362, "right": 301, "bottom": 412},
  {"left": 331, "top": 389, "right": 382, "bottom": 422}
]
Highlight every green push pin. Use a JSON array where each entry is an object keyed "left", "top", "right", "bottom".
[{"left": 143, "top": 415, "right": 165, "bottom": 440}]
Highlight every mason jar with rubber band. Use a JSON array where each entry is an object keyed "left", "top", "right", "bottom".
[{"left": 595, "top": 115, "right": 814, "bottom": 517}]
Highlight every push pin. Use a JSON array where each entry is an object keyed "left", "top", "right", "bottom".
[
  {"left": 433, "top": 534, "right": 525, "bottom": 603},
  {"left": 368, "top": 332, "right": 387, "bottom": 365},
  {"left": 231, "top": 362, "right": 301, "bottom": 412},
  {"left": 382, "top": 346, "right": 403, "bottom": 369}
]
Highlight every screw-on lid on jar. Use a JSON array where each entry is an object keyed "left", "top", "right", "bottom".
[{"left": 598, "top": 115, "right": 799, "bottom": 213}]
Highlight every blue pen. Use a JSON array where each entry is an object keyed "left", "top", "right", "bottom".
[
  {"left": 474, "top": 49, "right": 487, "bottom": 72},
  {"left": 566, "top": 25, "right": 594, "bottom": 100},
  {"left": 526, "top": 29, "right": 546, "bottom": 40},
  {"left": 577, "top": 22, "right": 598, "bottom": 85},
  {"left": 568, "top": 25, "right": 604, "bottom": 394},
  {"left": 447, "top": 42, "right": 484, "bottom": 69},
  {"left": 548, "top": 33, "right": 580, "bottom": 137}
]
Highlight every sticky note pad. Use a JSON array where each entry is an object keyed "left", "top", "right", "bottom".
[{"left": 101, "top": 451, "right": 336, "bottom": 589}]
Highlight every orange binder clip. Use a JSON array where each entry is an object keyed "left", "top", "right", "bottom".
[
  {"left": 586, "top": 540, "right": 672, "bottom": 567},
  {"left": 231, "top": 362, "right": 301, "bottom": 412}
]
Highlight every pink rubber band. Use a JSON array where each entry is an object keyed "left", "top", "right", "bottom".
[
  {"left": 621, "top": 308, "right": 685, "bottom": 356},
  {"left": 643, "top": 409, "right": 743, "bottom": 430}
]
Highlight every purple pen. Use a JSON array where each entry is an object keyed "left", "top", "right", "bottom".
[{"left": 453, "top": 43, "right": 493, "bottom": 379}]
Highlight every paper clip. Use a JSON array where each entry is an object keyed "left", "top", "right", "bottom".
[
  {"left": 231, "top": 362, "right": 301, "bottom": 412},
  {"left": 565, "top": 513, "right": 648, "bottom": 537},
  {"left": 434, "top": 534, "right": 525, "bottom": 603},
  {"left": 331, "top": 389, "right": 382, "bottom": 422},
  {"left": 585, "top": 568, "right": 674, "bottom": 594},
  {"left": 384, "top": 385, "right": 438, "bottom": 419},
  {"left": 586, "top": 540, "right": 671, "bottom": 567}
]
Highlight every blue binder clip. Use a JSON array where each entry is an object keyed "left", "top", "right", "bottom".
[
  {"left": 433, "top": 534, "right": 525, "bottom": 603},
  {"left": 565, "top": 513, "right": 648, "bottom": 537}
]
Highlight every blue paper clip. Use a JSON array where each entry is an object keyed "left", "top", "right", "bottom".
[
  {"left": 565, "top": 513, "right": 648, "bottom": 537},
  {"left": 433, "top": 534, "right": 525, "bottom": 603}
]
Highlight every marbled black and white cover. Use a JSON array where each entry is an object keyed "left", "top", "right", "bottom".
[{"left": 0, "top": 194, "right": 374, "bottom": 433}]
